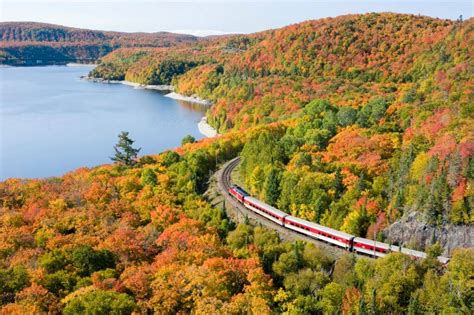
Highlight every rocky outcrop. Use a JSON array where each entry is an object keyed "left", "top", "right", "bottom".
[{"left": 383, "top": 212, "right": 474, "bottom": 257}]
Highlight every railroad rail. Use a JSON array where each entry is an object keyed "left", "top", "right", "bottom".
[
  {"left": 216, "top": 157, "right": 450, "bottom": 264},
  {"left": 216, "top": 157, "right": 360, "bottom": 258}
]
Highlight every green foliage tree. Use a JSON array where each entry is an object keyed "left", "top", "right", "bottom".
[
  {"left": 69, "top": 245, "right": 115, "bottom": 277},
  {"left": 252, "top": 226, "right": 284, "bottom": 273},
  {"left": 283, "top": 269, "right": 329, "bottom": 297},
  {"left": 181, "top": 135, "right": 196, "bottom": 145},
  {"left": 357, "top": 97, "right": 388, "bottom": 127},
  {"left": 407, "top": 291, "right": 422, "bottom": 315},
  {"left": 273, "top": 242, "right": 305, "bottom": 277},
  {"left": 0, "top": 266, "right": 30, "bottom": 303},
  {"left": 318, "top": 282, "right": 344, "bottom": 314},
  {"left": 263, "top": 167, "right": 281, "bottom": 205},
  {"left": 39, "top": 249, "right": 68, "bottom": 273},
  {"left": 161, "top": 150, "right": 180, "bottom": 166},
  {"left": 226, "top": 223, "right": 254, "bottom": 251},
  {"left": 441, "top": 248, "right": 473, "bottom": 312},
  {"left": 63, "top": 289, "right": 136, "bottom": 315},
  {"left": 304, "top": 99, "right": 335, "bottom": 117},
  {"left": 149, "top": 59, "right": 199, "bottom": 85},
  {"left": 111, "top": 131, "right": 141, "bottom": 166},
  {"left": 337, "top": 106, "right": 358, "bottom": 127},
  {"left": 425, "top": 162, "right": 450, "bottom": 224},
  {"left": 141, "top": 168, "right": 157, "bottom": 186},
  {"left": 334, "top": 168, "right": 345, "bottom": 199},
  {"left": 41, "top": 270, "right": 78, "bottom": 296}
]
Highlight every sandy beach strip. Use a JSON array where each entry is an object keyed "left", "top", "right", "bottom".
[
  {"left": 119, "top": 80, "right": 174, "bottom": 91},
  {"left": 198, "top": 116, "right": 218, "bottom": 138},
  {"left": 85, "top": 77, "right": 173, "bottom": 91},
  {"left": 165, "top": 92, "right": 212, "bottom": 106}
]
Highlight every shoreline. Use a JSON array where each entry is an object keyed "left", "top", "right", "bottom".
[
  {"left": 86, "top": 76, "right": 217, "bottom": 138},
  {"left": 198, "top": 116, "right": 219, "bottom": 138},
  {"left": 66, "top": 63, "right": 96, "bottom": 67},
  {"left": 121, "top": 80, "right": 174, "bottom": 91},
  {"left": 164, "top": 92, "right": 212, "bottom": 106},
  {"left": 84, "top": 77, "right": 174, "bottom": 91}
]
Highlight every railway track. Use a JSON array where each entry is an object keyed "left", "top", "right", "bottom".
[
  {"left": 215, "top": 157, "right": 450, "bottom": 264},
  {"left": 215, "top": 157, "right": 353, "bottom": 258}
]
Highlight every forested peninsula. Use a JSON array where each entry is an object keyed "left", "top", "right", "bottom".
[{"left": 1, "top": 13, "right": 472, "bottom": 314}]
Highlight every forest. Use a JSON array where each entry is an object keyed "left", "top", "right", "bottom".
[
  {"left": 0, "top": 22, "right": 198, "bottom": 65},
  {"left": 0, "top": 129, "right": 472, "bottom": 313},
  {"left": 1, "top": 13, "right": 473, "bottom": 314},
  {"left": 90, "top": 13, "right": 473, "bottom": 236}
]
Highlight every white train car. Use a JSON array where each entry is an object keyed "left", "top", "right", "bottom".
[
  {"left": 437, "top": 256, "right": 450, "bottom": 264},
  {"left": 284, "top": 215, "right": 354, "bottom": 249},
  {"left": 353, "top": 237, "right": 391, "bottom": 258},
  {"left": 400, "top": 247, "right": 427, "bottom": 259},
  {"left": 227, "top": 182, "right": 451, "bottom": 264},
  {"left": 243, "top": 196, "right": 288, "bottom": 225}
]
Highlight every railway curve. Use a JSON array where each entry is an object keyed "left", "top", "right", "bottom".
[
  {"left": 214, "top": 157, "right": 449, "bottom": 263},
  {"left": 214, "top": 157, "right": 356, "bottom": 259}
]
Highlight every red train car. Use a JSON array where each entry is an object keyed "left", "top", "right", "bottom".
[
  {"left": 228, "top": 185, "right": 249, "bottom": 203},
  {"left": 226, "top": 183, "right": 450, "bottom": 264}
]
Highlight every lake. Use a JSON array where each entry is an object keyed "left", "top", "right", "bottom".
[{"left": 0, "top": 65, "right": 207, "bottom": 180}]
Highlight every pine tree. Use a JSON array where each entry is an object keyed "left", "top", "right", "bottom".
[
  {"left": 111, "top": 131, "right": 141, "bottom": 166},
  {"left": 407, "top": 292, "right": 421, "bottom": 315},
  {"left": 314, "top": 197, "right": 324, "bottom": 223},
  {"left": 447, "top": 151, "right": 462, "bottom": 188},
  {"left": 181, "top": 134, "right": 196, "bottom": 145},
  {"left": 356, "top": 172, "right": 366, "bottom": 193},
  {"left": 264, "top": 168, "right": 281, "bottom": 206},
  {"left": 359, "top": 295, "right": 367, "bottom": 314},
  {"left": 370, "top": 288, "right": 378, "bottom": 315},
  {"left": 334, "top": 168, "right": 345, "bottom": 199}
]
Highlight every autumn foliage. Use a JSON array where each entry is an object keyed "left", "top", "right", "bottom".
[{"left": 1, "top": 13, "right": 473, "bottom": 314}]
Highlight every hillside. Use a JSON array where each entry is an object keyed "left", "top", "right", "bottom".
[
  {"left": 1, "top": 13, "right": 473, "bottom": 314},
  {"left": 90, "top": 13, "right": 473, "bottom": 239},
  {"left": 90, "top": 13, "right": 472, "bottom": 129},
  {"left": 1, "top": 130, "right": 472, "bottom": 314},
  {"left": 0, "top": 22, "right": 198, "bottom": 65}
]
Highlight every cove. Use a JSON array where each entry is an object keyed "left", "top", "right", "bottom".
[{"left": 0, "top": 65, "right": 207, "bottom": 180}]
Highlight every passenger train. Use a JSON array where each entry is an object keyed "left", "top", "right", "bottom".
[{"left": 228, "top": 185, "right": 450, "bottom": 264}]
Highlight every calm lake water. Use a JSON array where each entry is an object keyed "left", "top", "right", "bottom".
[{"left": 0, "top": 65, "right": 207, "bottom": 180}]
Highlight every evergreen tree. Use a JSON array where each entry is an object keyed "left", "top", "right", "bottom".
[
  {"left": 334, "top": 168, "right": 345, "bottom": 199},
  {"left": 314, "top": 197, "right": 324, "bottom": 223},
  {"left": 370, "top": 288, "right": 378, "bottom": 315},
  {"left": 264, "top": 168, "right": 281, "bottom": 206},
  {"left": 336, "top": 106, "right": 358, "bottom": 127},
  {"left": 181, "top": 134, "right": 196, "bottom": 145},
  {"left": 356, "top": 172, "right": 367, "bottom": 193},
  {"left": 447, "top": 151, "right": 462, "bottom": 188},
  {"left": 111, "top": 131, "right": 141, "bottom": 166},
  {"left": 426, "top": 163, "right": 450, "bottom": 224},
  {"left": 359, "top": 295, "right": 367, "bottom": 314},
  {"left": 407, "top": 292, "right": 422, "bottom": 315},
  {"left": 464, "top": 156, "right": 473, "bottom": 179}
]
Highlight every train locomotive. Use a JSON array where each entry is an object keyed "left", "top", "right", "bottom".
[{"left": 227, "top": 185, "right": 449, "bottom": 263}]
